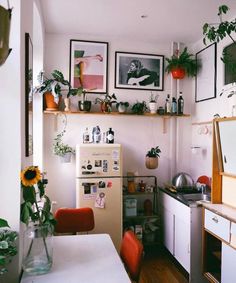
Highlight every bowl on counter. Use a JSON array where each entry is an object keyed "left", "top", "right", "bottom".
[{"left": 172, "top": 172, "right": 194, "bottom": 189}]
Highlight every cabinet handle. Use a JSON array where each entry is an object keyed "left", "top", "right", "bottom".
[{"left": 212, "top": 216, "right": 218, "bottom": 223}]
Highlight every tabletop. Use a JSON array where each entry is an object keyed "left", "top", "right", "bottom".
[{"left": 21, "top": 234, "right": 131, "bottom": 283}]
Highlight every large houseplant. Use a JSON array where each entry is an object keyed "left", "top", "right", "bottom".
[
  {"left": 20, "top": 166, "right": 56, "bottom": 275},
  {"left": 145, "top": 146, "right": 161, "bottom": 169},
  {"left": 0, "top": 219, "right": 17, "bottom": 275},
  {"left": 165, "top": 47, "right": 198, "bottom": 79}
]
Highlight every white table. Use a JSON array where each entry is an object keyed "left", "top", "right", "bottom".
[{"left": 21, "top": 234, "right": 131, "bottom": 283}]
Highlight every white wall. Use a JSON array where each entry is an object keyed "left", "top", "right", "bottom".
[{"left": 43, "top": 33, "right": 193, "bottom": 209}]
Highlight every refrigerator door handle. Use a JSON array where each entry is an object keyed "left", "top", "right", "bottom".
[{"left": 82, "top": 171, "right": 97, "bottom": 175}]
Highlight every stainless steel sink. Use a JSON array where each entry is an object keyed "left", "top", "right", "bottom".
[{"left": 182, "top": 193, "right": 211, "bottom": 203}]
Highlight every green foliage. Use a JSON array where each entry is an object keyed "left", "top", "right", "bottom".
[
  {"left": 165, "top": 47, "right": 198, "bottom": 77},
  {"left": 95, "top": 93, "right": 117, "bottom": 104},
  {"left": 0, "top": 219, "right": 18, "bottom": 275},
  {"left": 53, "top": 129, "right": 75, "bottom": 157},
  {"left": 131, "top": 101, "right": 148, "bottom": 114},
  {"left": 146, "top": 146, "right": 161, "bottom": 158}
]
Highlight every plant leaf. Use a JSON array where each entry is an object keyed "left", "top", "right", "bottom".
[{"left": 0, "top": 219, "right": 9, "bottom": 228}]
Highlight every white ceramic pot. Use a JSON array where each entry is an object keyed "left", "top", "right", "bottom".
[
  {"left": 149, "top": 102, "right": 158, "bottom": 114},
  {"left": 59, "top": 152, "right": 72, "bottom": 163},
  {"left": 64, "top": 98, "right": 70, "bottom": 112},
  {"left": 118, "top": 104, "right": 127, "bottom": 113}
]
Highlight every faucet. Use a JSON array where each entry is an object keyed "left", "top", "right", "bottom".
[{"left": 201, "top": 184, "right": 206, "bottom": 195}]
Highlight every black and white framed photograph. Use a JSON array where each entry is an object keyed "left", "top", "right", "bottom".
[
  {"left": 115, "top": 51, "right": 164, "bottom": 91},
  {"left": 195, "top": 43, "right": 217, "bottom": 102},
  {"left": 69, "top": 39, "right": 108, "bottom": 93}
]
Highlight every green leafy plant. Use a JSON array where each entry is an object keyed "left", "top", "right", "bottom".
[
  {"left": 131, "top": 101, "right": 148, "bottom": 114},
  {"left": 116, "top": 101, "right": 129, "bottom": 109},
  {"left": 53, "top": 129, "right": 75, "bottom": 157},
  {"left": 0, "top": 219, "right": 18, "bottom": 275},
  {"left": 165, "top": 47, "right": 198, "bottom": 77},
  {"left": 35, "top": 70, "right": 83, "bottom": 102},
  {"left": 149, "top": 92, "right": 158, "bottom": 102},
  {"left": 95, "top": 93, "right": 117, "bottom": 104},
  {"left": 146, "top": 146, "right": 161, "bottom": 158}
]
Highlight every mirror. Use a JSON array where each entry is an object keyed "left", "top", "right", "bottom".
[
  {"left": 25, "top": 33, "right": 33, "bottom": 156},
  {"left": 215, "top": 117, "right": 236, "bottom": 176}
]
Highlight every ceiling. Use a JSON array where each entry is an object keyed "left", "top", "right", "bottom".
[{"left": 39, "top": 0, "right": 236, "bottom": 44}]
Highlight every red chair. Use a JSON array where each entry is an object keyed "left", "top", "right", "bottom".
[
  {"left": 120, "top": 230, "right": 144, "bottom": 283},
  {"left": 54, "top": 207, "right": 95, "bottom": 234}
]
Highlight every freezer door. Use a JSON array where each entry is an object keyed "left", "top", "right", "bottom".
[
  {"left": 76, "top": 144, "right": 122, "bottom": 178},
  {"left": 76, "top": 177, "right": 122, "bottom": 251}
]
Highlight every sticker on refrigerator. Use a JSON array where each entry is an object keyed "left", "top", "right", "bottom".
[
  {"left": 82, "top": 183, "right": 97, "bottom": 199},
  {"left": 102, "top": 160, "right": 108, "bottom": 172},
  {"left": 112, "top": 159, "right": 119, "bottom": 171},
  {"left": 112, "top": 149, "right": 119, "bottom": 159},
  {"left": 107, "top": 181, "right": 112, "bottom": 188},
  {"left": 95, "top": 160, "right": 102, "bottom": 167},
  {"left": 98, "top": 181, "right": 106, "bottom": 188},
  {"left": 95, "top": 192, "right": 106, "bottom": 208}
]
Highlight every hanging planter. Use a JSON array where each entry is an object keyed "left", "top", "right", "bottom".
[
  {"left": 171, "top": 68, "right": 186, "bottom": 79},
  {"left": 59, "top": 152, "right": 72, "bottom": 163},
  {"left": 145, "top": 146, "right": 161, "bottom": 169}
]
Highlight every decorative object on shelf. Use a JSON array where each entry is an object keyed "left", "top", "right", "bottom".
[
  {"left": 0, "top": 218, "right": 17, "bottom": 275},
  {"left": 35, "top": 70, "right": 81, "bottom": 111},
  {"left": 64, "top": 97, "right": 70, "bottom": 112},
  {"left": 165, "top": 47, "right": 198, "bottom": 79},
  {"left": 0, "top": 1, "right": 12, "bottom": 66},
  {"left": 143, "top": 218, "right": 158, "bottom": 243},
  {"left": 145, "top": 146, "right": 161, "bottom": 169},
  {"left": 25, "top": 33, "right": 33, "bottom": 157},
  {"left": 149, "top": 92, "right": 159, "bottom": 114},
  {"left": 78, "top": 90, "right": 92, "bottom": 112},
  {"left": 143, "top": 199, "right": 152, "bottom": 216},
  {"left": 195, "top": 43, "right": 216, "bottom": 102},
  {"left": 165, "top": 94, "right": 171, "bottom": 114},
  {"left": 69, "top": 39, "right": 108, "bottom": 93},
  {"left": 95, "top": 93, "right": 117, "bottom": 113},
  {"left": 115, "top": 51, "right": 164, "bottom": 91},
  {"left": 157, "top": 106, "right": 165, "bottom": 115},
  {"left": 116, "top": 101, "right": 129, "bottom": 113},
  {"left": 53, "top": 114, "right": 75, "bottom": 162},
  {"left": 177, "top": 92, "right": 184, "bottom": 115},
  {"left": 131, "top": 101, "right": 148, "bottom": 115},
  {"left": 106, "top": 127, "right": 114, "bottom": 144},
  {"left": 20, "top": 166, "right": 56, "bottom": 275}
]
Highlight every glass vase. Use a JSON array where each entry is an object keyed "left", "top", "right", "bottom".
[{"left": 22, "top": 224, "right": 53, "bottom": 275}]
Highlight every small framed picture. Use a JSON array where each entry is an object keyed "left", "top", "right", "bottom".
[
  {"left": 69, "top": 39, "right": 108, "bottom": 93},
  {"left": 115, "top": 51, "right": 164, "bottom": 91}
]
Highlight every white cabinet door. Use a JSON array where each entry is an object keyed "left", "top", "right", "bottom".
[
  {"left": 222, "top": 243, "right": 236, "bottom": 283},
  {"left": 161, "top": 205, "right": 174, "bottom": 254},
  {"left": 174, "top": 214, "right": 190, "bottom": 272}
]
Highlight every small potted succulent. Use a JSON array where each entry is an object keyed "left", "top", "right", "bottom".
[
  {"left": 116, "top": 101, "right": 129, "bottom": 113},
  {"left": 95, "top": 93, "right": 117, "bottom": 113},
  {"left": 131, "top": 101, "right": 148, "bottom": 115},
  {"left": 165, "top": 47, "right": 198, "bottom": 79},
  {"left": 145, "top": 146, "right": 161, "bottom": 169}
]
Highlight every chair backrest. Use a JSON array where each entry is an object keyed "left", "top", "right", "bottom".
[
  {"left": 120, "top": 230, "right": 143, "bottom": 282},
  {"left": 54, "top": 207, "right": 95, "bottom": 234},
  {"left": 197, "top": 175, "right": 211, "bottom": 188}
]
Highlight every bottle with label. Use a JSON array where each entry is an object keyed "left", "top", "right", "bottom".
[
  {"left": 106, "top": 127, "right": 114, "bottom": 144},
  {"left": 178, "top": 92, "right": 184, "bottom": 115},
  {"left": 83, "top": 127, "right": 90, "bottom": 143},
  {"left": 165, "top": 94, "right": 171, "bottom": 114},
  {"left": 171, "top": 97, "right": 177, "bottom": 114},
  {"left": 93, "top": 126, "right": 101, "bottom": 143}
]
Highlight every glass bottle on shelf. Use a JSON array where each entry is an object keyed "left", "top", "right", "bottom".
[
  {"left": 165, "top": 94, "right": 171, "bottom": 114},
  {"left": 106, "top": 128, "right": 114, "bottom": 144},
  {"left": 178, "top": 92, "right": 184, "bottom": 115},
  {"left": 83, "top": 127, "right": 90, "bottom": 143},
  {"left": 93, "top": 126, "right": 101, "bottom": 143},
  {"left": 171, "top": 97, "right": 177, "bottom": 114}
]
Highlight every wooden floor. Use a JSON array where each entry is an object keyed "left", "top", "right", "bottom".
[{"left": 139, "top": 247, "right": 189, "bottom": 283}]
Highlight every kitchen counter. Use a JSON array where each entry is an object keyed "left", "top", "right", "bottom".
[{"left": 201, "top": 202, "right": 236, "bottom": 223}]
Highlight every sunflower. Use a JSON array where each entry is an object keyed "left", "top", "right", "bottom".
[{"left": 21, "top": 166, "right": 41, "bottom": 187}]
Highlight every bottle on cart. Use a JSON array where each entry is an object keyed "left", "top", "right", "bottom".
[
  {"left": 106, "top": 127, "right": 114, "bottom": 144},
  {"left": 165, "top": 94, "right": 171, "bottom": 114},
  {"left": 178, "top": 92, "right": 184, "bottom": 115},
  {"left": 93, "top": 126, "right": 101, "bottom": 143},
  {"left": 171, "top": 97, "right": 177, "bottom": 115},
  {"left": 83, "top": 127, "right": 90, "bottom": 143}
]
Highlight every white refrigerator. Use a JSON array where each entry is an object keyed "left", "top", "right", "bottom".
[{"left": 76, "top": 144, "right": 123, "bottom": 250}]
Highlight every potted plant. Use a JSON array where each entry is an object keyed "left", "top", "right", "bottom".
[
  {"left": 165, "top": 47, "right": 198, "bottom": 79},
  {"left": 20, "top": 166, "right": 56, "bottom": 275},
  {"left": 36, "top": 70, "right": 81, "bottom": 111},
  {"left": 78, "top": 90, "right": 92, "bottom": 112},
  {"left": 116, "top": 101, "right": 129, "bottom": 113},
  {"left": 0, "top": 218, "right": 17, "bottom": 275},
  {"left": 131, "top": 101, "right": 148, "bottom": 115},
  {"left": 145, "top": 146, "right": 161, "bottom": 169},
  {"left": 95, "top": 93, "right": 117, "bottom": 113},
  {"left": 149, "top": 93, "right": 159, "bottom": 114},
  {"left": 53, "top": 129, "right": 75, "bottom": 163}
]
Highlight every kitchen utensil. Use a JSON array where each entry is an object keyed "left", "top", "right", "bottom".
[{"left": 172, "top": 172, "right": 194, "bottom": 188}]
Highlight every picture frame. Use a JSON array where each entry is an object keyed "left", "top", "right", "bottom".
[
  {"left": 195, "top": 43, "right": 217, "bottom": 102},
  {"left": 69, "top": 39, "right": 108, "bottom": 93},
  {"left": 25, "top": 33, "right": 33, "bottom": 157},
  {"left": 115, "top": 51, "right": 164, "bottom": 91}
]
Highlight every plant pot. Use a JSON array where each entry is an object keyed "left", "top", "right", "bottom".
[
  {"left": 44, "top": 92, "right": 61, "bottom": 111},
  {"left": 118, "top": 104, "right": 127, "bottom": 113},
  {"left": 101, "top": 102, "right": 111, "bottom": 113},
  {"left": 149, "top": 102, "right": 158, "bottom": 114},
  {"left": 22, "top": 224, "right": 53, "bottom": 276},
  {"left": 171, "top": 68, "right": 186, "bottom": 79},
  {"left": 78, "top": 100, "right": 91, "bottom": 112},
  {"left": 145, "top": 156, "right": 159, "bottom": 169},
  {"left": 59, "top": 152, "right": 72, "bottom": 163}
]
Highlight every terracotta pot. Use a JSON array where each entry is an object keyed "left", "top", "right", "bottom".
[
  {"left": 100, "top": 102, "right": 111, "bottom": 113},
  {"left": 145, "top": 156, "right": 159, "bottom": 169},
  {"left": 44, "top": 92, "right": 61, "bottom": 111},
  {"left": 171, "top": 68, "right": 186, "bottom": 79}
]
